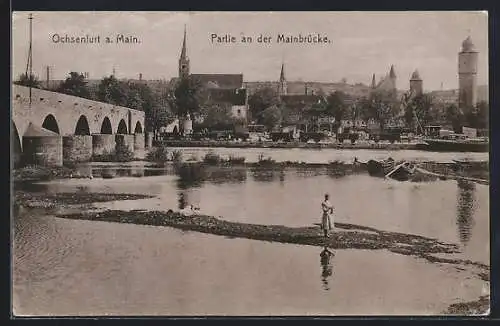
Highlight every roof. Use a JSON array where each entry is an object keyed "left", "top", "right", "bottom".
[
  {"left": 191, "top": 74, "right": 243, "bottom": 89},
  {"left": 206, "top": 88, "right": 247, "bottom": 105},
  {"left": 462, "top": 36, "right": 475, "bottom": 52},
  {"left": 410, "top": 70, "right": 421, "bottom": 80},
  {"left": 23, "top": 122, "right": 59, "bottom": 137}
]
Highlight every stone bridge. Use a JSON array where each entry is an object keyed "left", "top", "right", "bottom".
[{"left": 12, "top": 84, "right": 150, "bottom": 167}]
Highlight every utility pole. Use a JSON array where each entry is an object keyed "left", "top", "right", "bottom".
[{"left": 25, "top": 13, "right": 33, "bottom": 107}]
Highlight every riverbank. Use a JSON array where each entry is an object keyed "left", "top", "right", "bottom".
[
  {"left": 13, "top": 189, "right": 490, "bottom": 315},
  {"left": 162, "top": 140, "right": 419, "bottom": 150}
]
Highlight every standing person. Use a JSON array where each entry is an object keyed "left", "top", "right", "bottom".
[{"left": 321, "top": 194, "right": 334, "bottom": 238}]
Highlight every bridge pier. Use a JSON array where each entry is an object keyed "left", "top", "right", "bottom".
[
  {"left": 145, "top": 132, "right": 154, "bottom": 148},
  {"left": 63, "top": 135, "right": 93, "bottom": 164},
  {"left": 22, "top": 136, "right": 63, "bottom": 167},
  {"left": 134, "top": 133, "right": 145, "bottom": 159},
  {"left": 92, "top": 134, "right": 115, "bottom": 156},
  {"left": 115, "top": 134, "right": 135, "bottom": 153}
]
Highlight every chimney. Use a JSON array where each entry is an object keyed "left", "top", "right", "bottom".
[
  {"left": 139, "top": 73, "right": 142, "bottom": 81},
  {"left": 305, "top": 83, "right": 308, "bottom": 95}
]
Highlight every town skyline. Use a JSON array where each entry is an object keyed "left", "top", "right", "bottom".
[{"left": 12, "top": 11, "right": 488, "bottom": 91}]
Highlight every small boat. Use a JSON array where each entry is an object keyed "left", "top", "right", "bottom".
[
  {"left": 367, "top": 158, "right": 395, "bottom": 177},
  {"left": 367, "top": 158, "right": 415, "bottom": 181}
]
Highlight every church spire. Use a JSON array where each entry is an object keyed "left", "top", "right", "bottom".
[
  {"left": 180, "top": 24, "right": 187, "bottom": 59},
  {"left": 389, "top": 65, "right": 396, "bottom": 78},
  {"left": 178, "top": 24, "right": 190, "bottom": 79},
  {"left": 278, "top": 61, "right": 287, "bottom": 96}
]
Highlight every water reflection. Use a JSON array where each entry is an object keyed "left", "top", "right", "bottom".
[
  {"left": 178, "top": 191, "right": 188, "bottom": 210},
  {"left": 94, "top": 167, "right": 165, "bottom": 178},
  {"left": 251, "top": 167, "right": 285, "bottom": 182},
  {"left": 320, "top": 247, "right": 335, "bottom": 291},
  {"left": 204, "top": 167, "right": 247, "bottom": 185},
  {"left": 456, "top": 180, "right": 477, "bottom": 247}
]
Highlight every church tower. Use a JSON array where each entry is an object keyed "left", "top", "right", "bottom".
[
  {"left": 278, "top": 62, "right": 287, "bottom": 96},
  {"left": 178, "top": 25, "right": 190, "bottom": 79},
  {"left": 458, "top": 36, "right": 478, "bottom": 111},
  {"left": 409, "top": 69, "right": 423, "bottom": 97},
  {"left": 389, "top": 65, "right": 397, "bottom": 90}
]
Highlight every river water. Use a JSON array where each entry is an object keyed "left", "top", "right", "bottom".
[{"left": 13, "top": 150, "right": 490, "bottom": 316}]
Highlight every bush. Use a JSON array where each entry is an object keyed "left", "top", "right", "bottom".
[
  {"left": 92, "top": 144, "right": 134, "bottom": 163},
  {"left": 257, "top": 153, "right": 275, "bottom": 165},
  {"left": 203, "top": 152, "right": 222, "bottom": 165},
  {"left": 115, "top": 143, "right": 134, "bottom": 162},
  {"left": 146, "top": 146, "right": 170, "bottom": 164},
  {"left": 92, "top": 150, "right": 114, "bottom": 162},
  {"left": 171, "top": 150, "right": 183, "bottom": 163}
]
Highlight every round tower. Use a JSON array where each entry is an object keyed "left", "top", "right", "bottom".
[
  {"left": 409, "top": 69, "right": 423, "bottom": 96},
  {"left": 458, "top": 36, "right": 478, "bottom": 110}
]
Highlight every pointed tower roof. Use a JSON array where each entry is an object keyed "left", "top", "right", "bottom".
[
  {"left": 279, "top": 62, "right": 286, "bottom": 82},
  {"left": 371, "top": 73, "right": 376, "bottom": 88},
  {"left": 410, "top": 69, "right": 421, "bottom": 80},
  {"left": 389, "top": 65, "right": 396, "bottom": 78},
  {"left": 180, "top": 25, "right": 188, "bottom": 59}
]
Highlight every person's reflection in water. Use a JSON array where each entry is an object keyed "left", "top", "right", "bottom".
[
  {"left": 320, "top": 246, "right": 335, "bottom": 291},
  {"left": 456, "top": 180, "right": 476, "bottom": 247},
  {"left": 178, "top": 191, "right": 188, "bottom": 210}
]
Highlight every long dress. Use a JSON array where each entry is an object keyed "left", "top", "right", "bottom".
[{"left": 321, "top": 200, "right": 333, "bottom": 231}]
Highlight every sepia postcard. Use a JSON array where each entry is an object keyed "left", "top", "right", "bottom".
[{"left": 11, "top": 11, "right": 490, "bottom": 316}]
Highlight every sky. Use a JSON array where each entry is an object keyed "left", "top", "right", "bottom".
[{"left": 12, "top": 11, "right": 488, "bottom": 91}]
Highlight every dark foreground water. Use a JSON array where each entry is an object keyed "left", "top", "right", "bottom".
[{"left": 13, "top": 162, "right": 489, "bottom": 316}]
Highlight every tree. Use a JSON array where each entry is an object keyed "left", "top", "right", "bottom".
[
  {"left": 367, "top": 91, "right": 398, "bottom": 129},
  {"left": 57, "top": 72, "right": 90, "bottom": 98},
  {"left": 325, "top": 91, "right": 347, "bottom": 124},
  {"left": 404, "top": 93, "right": 435, "bottom": 130},
  {"left": 248, "top": 87, "right": 280, "bottom": 123},
  {"left": 198, "top": 104, "right": 236, "bottom": 130},
  {"left": 464, "top": 101, "right": 488, "bottom": 129},
  {"left": 445, "top": 104, "right": 464, "bottom": 133},
  {"left": 15, "top": 73, "right": 40, "bottom": 88},
  {"left": 172, "top": 76, "right": 206, "bottom": 117},
  {"left": 261, "top": 105, "right": 283, "bottom": 131},
  {"left": 97, "top": 75, "right": 129, "bottom": 107},
  {"left": 475, "top": 101, "right": 489, "bottom": 129}
]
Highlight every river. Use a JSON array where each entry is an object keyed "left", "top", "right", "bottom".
[{"left": 13, "top": 154, "right": 489, "bottom": 316}]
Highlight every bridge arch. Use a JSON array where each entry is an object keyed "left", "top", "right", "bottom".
[
  {"left": 117, "top": 119, "right": 128, "bottom": 134},
  {"left": 134, "top": 121, "right": 143, "bottom": 134},
  {"left": 75, "top": 115, "right": 91, "bottom": 135},
  {"left": 42, "top": 114, "right": 60, "bottom": 134},
  {"left": 100, "top": 117, "right": 113, "bottom": 134},
  {"left": 12, "top": 120, "right": 22, "bottom": 168}
]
